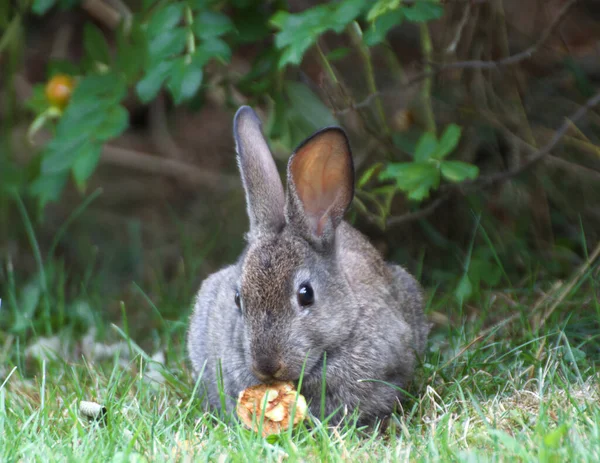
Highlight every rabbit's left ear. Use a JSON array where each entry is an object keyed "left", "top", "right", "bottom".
[{"left": 285, "top": 127, "right": 354, "bottom": 249}]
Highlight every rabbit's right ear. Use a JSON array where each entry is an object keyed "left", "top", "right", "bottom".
[
  {"left": 285, "top": 127, "right": 354, "bottom": 250},
  {"left": 234, "top": 106, "right": 285, "bottom": 240}
]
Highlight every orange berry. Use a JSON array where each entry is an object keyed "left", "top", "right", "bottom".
[{"left": 45, "top": 74, "right": 75, "bottom": 109}]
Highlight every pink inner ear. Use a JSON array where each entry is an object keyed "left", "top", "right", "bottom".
[{"left": 291, "top": 130, "right": 352, "bottom": 236}]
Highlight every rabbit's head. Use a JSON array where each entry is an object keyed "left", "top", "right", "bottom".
[{"left": 233, "top": 106, "right": 357, "bottom": 383}]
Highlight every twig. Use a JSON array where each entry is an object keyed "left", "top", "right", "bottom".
[
  {"left": 347, "top": 22, "right": 390, "bottom": 135},
  {"left": 435, "top": 332, "right": 486, "bottom": 374},
  {"left": 101, "top": 145, "right": 238, "bottom": 192},
  {"left": 446, "top": 1, "right": 472, "bottom": 54},
  {"left": 106, "top": 0, "right": 132, "bottom": 27},
  {"left": 440, "top": 0, "right": 578, "bottom": 71},
  {"left": 336, "top": 0, "right": 579, "bottom": 115},
  {"left": 316, "top": 42, "right": 339, "bottom": 85},
  {"left": 536, "top": 241, "right": 600, "bottom": 331},
  {"left": 544, "top": 155, "right": 600, "bottom": 183},
  {"left": 419, "top": 23, "right": 437, "bottom": 134},
  {"left": 471, "top": 91, "right": 600, "bottom": 188},
  {"left": 526, "top": 244, "right": 600, "bottom": 379},
  {"left": 148, "top": 93, "right": 186, "bottom": 161},
  {"left": 386, "top": 195, "right": 450, "bottom": 226},
  {"left": 384, "top": 90, "right": 600, "bottom": 227},
  {"left": 81, "top": 0, "right": 122, "bottom": 30}
]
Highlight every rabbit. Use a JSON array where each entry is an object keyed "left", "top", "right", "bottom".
[{"left": 187, "top": 106, "right": 429, "bottom": 426}]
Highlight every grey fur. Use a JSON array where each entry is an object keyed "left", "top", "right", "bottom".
[
  {"left": 234, "top": 106, "right": 285, "bottom": 240},
  {"left": 187, "top": 106, "right": 429, "bottom": 425}
]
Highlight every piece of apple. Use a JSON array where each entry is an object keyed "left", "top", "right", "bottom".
[{"left": 236, "top": 381, "right": 308, "bottom": 437}]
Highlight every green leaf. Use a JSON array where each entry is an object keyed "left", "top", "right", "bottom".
[
  {"left": 41, "top": 133, "right": 89, "bottom": 173},
  {"left": 94, "top": 105, "right": 129, "bottom": 142},
  {"left": 271, "top": 8, "right": 328, "bottom": 48},
  {"left": 379, "top": 162, "right": 440, "bottom": 200},
  {"left": 269, "top": 10, "right": 291, "bottom": 30},
  {"left": 136, "top": 61, "right": 175, "bottom": 103},
  {"left": 358, "top": 163, "right": 383, "bottom": 188},
  {"left": 70, "top": 73, "right": 127, "bottom": 103},
  {"left": 326, "top": 47, "right": 351, "bottom": 62},
  {"left": 403, "top": 1, "right": 444, "bottom": 23},
  {"left": 364, "top": 9, "right": 404, "bottom": 46},
  {"left": 115, "top": 22, "right": 145, "bottom": 82},
  {"left": 48, "top": 59, "right": 81, "bottom": 77},
  {"left": 34, "top": 72, "right": 127, "bottom": 201},
  {"left": 196, "top": 37, "right": 232, "bottom": 63},
  {"left": 414, "top": 132, "right": 438, "bottom": 162},
  {"left": 57, "top": 0, "right": 78, "bottom": 9},
  {"left": 146, "top": 3, "right": 185, "bottom": 37},
  {"left": 83, "top": 23, "right": 111, "bottom": 65},
  {"left": 72, "top": 143, "right": 102, "bottom": 190},
  {"left": 440, "top": 160, "right": 479, "bottom": 182},
  {"left": 408, "top": 179, "right": 438, "bottom": 201},
  {"left": 436, "top": 124, "right": 462, "bottom": 159},
  {"left": 29, "top": 172, "right": 68, "bottom": 207},
  {"left": 266, "top": 94, "right": 289, "bottom": 141},
  {"left": 285, "top": 81, "right": 337, "bottom": 130},
  {"left": 272, "top": 4, "right": 353, "bottom": 68},
  {"left": 32, "top": 0, "right": 56, "bottom": 15},
  {"left": 56, "top": 97, "right": 113, "bottom": 137},
  {"left": 142, "top": 0, "right": 159, "bottom": 11},
  {"left": 148, "top": 28, "right": 187, "bottom": 64},
  {"left": 277, "top": 35, "right": 315, "bottom": 68},
  {"left": 455, "top": 274, "right": 472, "bottom": 304},
  {"left": 236, "top": 48, "right": 279, "bottom": 95},
  {"left": 392, "top": 130, "right": 420, "bottom": 153},
  {"left": 233, "top": 7, "right": 273, "bottom": 44},
  {"left": 167, "top": 58, "right": 203, "bottom": 104},
  {"left": 366, "top": 0, "right": 400, "bottom": 22},
  {"left": 331, "top": 0, "right": 369, "bottom": 32},
  {"left": 271, "top": 1, "right": 366, "bottom": 68},
  {"left": 26, "top": 84, "right": 52, "bottom": 114},
  {"left": 193, "top": 11, "right": 234, "bottom": 39}
]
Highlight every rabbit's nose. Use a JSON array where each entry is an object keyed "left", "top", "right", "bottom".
[{"left": 252, "top": 358, "right": 283, "bottom": 380}]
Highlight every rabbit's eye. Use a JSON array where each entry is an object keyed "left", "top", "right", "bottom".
[
  {"left": 235, "top": 290, "right": 241, "bottom": 311},
  {"left": 297, "top": 283, "right": 314, "bottom": 307}
]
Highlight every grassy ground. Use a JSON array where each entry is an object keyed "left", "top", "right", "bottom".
[{"left": 1, "top": 224, "right": 600, "bottom": 462}]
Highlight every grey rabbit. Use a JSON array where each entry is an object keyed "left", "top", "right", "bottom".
[{"left": 187, "top": 106, "right": 429, "bottom": 425}]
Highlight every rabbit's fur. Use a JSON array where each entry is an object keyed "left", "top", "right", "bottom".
[{"left": 187, "top": 106, "right": 429, "bottom": 425}]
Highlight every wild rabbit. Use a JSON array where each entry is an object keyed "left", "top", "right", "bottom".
[{"left": 187, "top": 106, "right": 429, "bottom": 425}]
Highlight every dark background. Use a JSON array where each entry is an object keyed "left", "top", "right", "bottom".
[{"left": 1, "top": 0, "right": 599, "bottom": 352}]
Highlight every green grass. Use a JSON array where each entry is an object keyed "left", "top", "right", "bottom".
[
  {"left": 2, "top": 281, "right": 600, "bottom": 462},
  {"left": 1, "top": 206, "right": 600, "bottom": 461}
]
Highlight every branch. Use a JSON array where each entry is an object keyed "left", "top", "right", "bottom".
[
  {"left": 81, "top": 0, "right": 122, "bottom": 29},
  {"left": 439, "top": 0, "right": 578, "bottom": 71},
  {"left": 335, "top": 0, "right": 579, "bottom": 115},
  {"left": 386, "top": 195, "right": 450, "bottom": 227},
  {"left": 347, "top": 21, "right": 390, "bottom": 134},
  {"left": 101, "top": 145, "right": 239, "bottom": 192},
  {"left": 384, "top": 89, "right": 600, "bottom": 227},
  {"left": 471, "top": 90, "right": 600, "bottom": 188},
  {"left": 445, "top": 0, "right": 472, "bottom": 54}
]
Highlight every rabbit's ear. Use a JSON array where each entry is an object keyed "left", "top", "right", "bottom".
[
  {"left": 286, "top": 127, "right": 354, "bottom": 248},
  {"left": 234, "top": 106, "right": 285, "bottom": 239}
]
